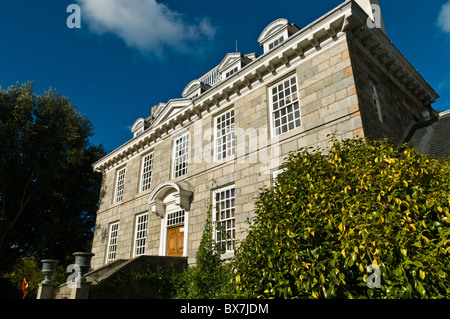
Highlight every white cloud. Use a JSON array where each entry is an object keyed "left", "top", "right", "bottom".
[
  {"left": 438, "top": 1, "right": 450, "bottom": 33},
  {"left": 77, "top": 0, "right": 216, "bottom": 56}
]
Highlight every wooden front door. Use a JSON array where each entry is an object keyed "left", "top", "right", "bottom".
[{"left": 167, "top": 226, "right": 184, "bottom": 257}]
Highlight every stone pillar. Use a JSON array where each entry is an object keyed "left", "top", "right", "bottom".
[
  {"left": 73, "top": 252, "right": 95, "bottom": 280},
  {"left": 69, "top": 252, "right": 95, "bottom": 299},
  {"left": 37, "top": 283, "right": 54, "bottom": 299},
  {"left": 36, "top": 259, "right": 58, "bottom": 299},
  {"left": 70, "top": 281, "right": 91, "bottom": 299}
]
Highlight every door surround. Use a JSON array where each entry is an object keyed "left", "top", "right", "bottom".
[{"left": 147, "top": 181, "right": 192, "bottom": 257}]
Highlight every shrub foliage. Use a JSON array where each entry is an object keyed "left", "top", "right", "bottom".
[
  {"left": 231, "top": 138, "right": 450, "bottom": 298},
  {"left": 176, "top": 209, "right": 232, "bottom": 298}
]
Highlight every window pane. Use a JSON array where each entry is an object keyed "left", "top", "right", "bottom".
[
  {"left": 106, "top": 223, "right": 119, "bottom": 263},
  {"left": 141, "top": 153, "right": 154, "bottom": 192},
  {"left": 134, "top": 213, "right": 148, "bottom": 257},
  {"left": 214, "top": 186, "right": 236, "bottom": 252},
  {"left": 167, "top": 210, "right": 185, "bottom": 227},
  {"left": 115, "top": 168, "right": 126, "bottom": 202},
  {"left": 173, "top": 134, "right": 189, "bottom": 178},
  {"left": 215, "top": 109, "right": 235, "bottom": 161},
  {"left": 270, "top": 76, "right": 301, "bottom": 136}
]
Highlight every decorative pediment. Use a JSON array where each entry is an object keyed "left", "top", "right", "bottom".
[
  {"left": 151, "top": 98, "right": 192, "bottom": 127},
  {"left": 151, "top": 103, "right": 166, "bottom": 118},
  {"left": 258, "top": 18, "right": 289, "bottom": 44},
  {"left": 147, "top": 181, "right": 193, "bottom": 217},
  {"left": 131, "top": 118, "right": 149, "bottom": 137},
  {"left": 218, "top": 52, "right": 242, "bottom": 72},
  {"left": 217, "top": 52, "right": 254, "bottom": 79},
  {"left": 131, "top": 118, "right": 145, "bottom": 132},
  {"left": 182, "top": 80, "right": 211, "bottom": 99},
  {"left": 182, "top": 80, "right": 201, "bottom": 98},
  {"left": 258, "top": 18, "right": 300, "bottom": 53}
]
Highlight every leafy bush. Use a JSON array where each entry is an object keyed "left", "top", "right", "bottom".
[
  {"left": 231, "top": 138, "right": 450, "bottom": 299},
  {"left": 94, "top": 266, "right": 178, "bottom": 299},
  {"left": 1, "top": 257, "right": 75, "bottom": 299},
  {"left": 1, "top": 258, "right": 43, "bottom": 299}
]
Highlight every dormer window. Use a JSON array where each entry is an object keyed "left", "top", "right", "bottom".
[
  {"left": 131, "top": 118, "right": 149, "bottom": 138},
  {"left": 268, "top": 36, "right": 284, "bottom": 50},
  {"left": 135, "top": 128, "right": 144, "bottom": 137},
  {"left": 180, "top": 53, "right": 257, "bottom": 100},
  {"left": 182, "top": 80, "right": 211, "bottom": 99},
  {"left": 258, "top": 18, "right": 300, "bottom": 54},
  {"left": 218, "top": 52, "right": 252, "bottom": 81},
  {"left": 225, "top": 67, "right": 238, "bottom": 79}
]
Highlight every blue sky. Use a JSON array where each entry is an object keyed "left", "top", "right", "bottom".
[{"left": 1, "top": 0, "right": 449, "bottom": 152}]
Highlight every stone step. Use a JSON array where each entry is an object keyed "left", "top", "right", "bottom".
[{"left": 48, "top": 255, "right": 188, "bottom": 299}]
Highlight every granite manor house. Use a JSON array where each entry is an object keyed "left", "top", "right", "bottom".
[{"left": 89, "top": 0, "right": 440, "bottom": 270}]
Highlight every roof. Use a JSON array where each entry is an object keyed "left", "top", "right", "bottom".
[
  {"left": 91, "top": 1, "right": 440, "bottom": 172},
  {"left": 407, "top": 110, "right": 450, "bottom": 158},
  {"left": 257, "top": 18, "right": 290, "bottom": 43}
]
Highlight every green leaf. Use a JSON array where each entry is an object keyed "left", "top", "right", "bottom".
[{"left": 416, "top": 282, "right": 426, "bottom": 298}]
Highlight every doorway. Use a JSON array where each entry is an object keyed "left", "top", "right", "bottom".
[
  {"left": 167, "top": 225, "right": 184, "bottom": 257},
  {"left": 159, "top": 193, "right": 187, "bottom": 257}
]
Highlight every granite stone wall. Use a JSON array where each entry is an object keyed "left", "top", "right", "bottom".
[
  {"left": 347, "top": 38, "right": 428, "bottom": 146},
  {"left": 91, "top": 37, "right": 367, "bottom": 269}
]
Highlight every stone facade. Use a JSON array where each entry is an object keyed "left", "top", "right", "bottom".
[
  {"left": 348, "top": 38, "right": 430, "bottom": 145},
  {"left": 90, "top": 1, "right": 438, "bottom": 270}
]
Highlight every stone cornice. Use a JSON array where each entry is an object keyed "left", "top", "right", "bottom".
[{"left": 346, "top": 2, "right": 439, "bottom": 108}]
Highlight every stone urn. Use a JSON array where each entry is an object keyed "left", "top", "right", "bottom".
[
  {"left": 40, "top": 260, "right": 59, "bottom": 284},
  {"left": 73, "top": 252, "right": 95, "bottom": 281}
]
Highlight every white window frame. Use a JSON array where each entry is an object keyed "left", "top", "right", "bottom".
[
  {"left": 140, "top": 152, "right": 154, "bottom": 192},
  {"left": 133, "top": 213, "right": 148, "bottom": 257},
  {"left": 134, "top": 128, "right": 144, "bottom": 138},
  {"left": 268, "top": 36, "right": 284, "bottom": 50},
  {"left": 269, "top": 74, "right": 301, "bottom": 137},
  {"left": 106, "top": 222, "right": 119, "bottom": 264},
  {"left": 369, "top": 82, "right": 382, "bottom": 122},
  {"left": 225, "top": 67, "right": 238, "bottom": 78},
  {"left": 213, "top": 185, "right": 236, "bottom": 254},
  {"left": 114, "top": 167, "right": 126, "bottom": 203},
  {"left": 172, "top": 133, "right": 189, "bottom": 178},
  {"left": 166, "top": 209, "right": 185, "bottom": 227},
  {"left": 214, "top": 108, "right": 235, "bottom": 161}
]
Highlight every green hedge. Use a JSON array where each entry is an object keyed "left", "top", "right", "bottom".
[{"left": 231, "top": 138, "right": 450, "bottom": 299}]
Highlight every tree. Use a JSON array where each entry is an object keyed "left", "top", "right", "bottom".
[
  {"left": 0, "top": 82, "right": 105, "bottom": 273},
  {"left": 1, "top": 257, "right": 44, "bottom": 299},
  {"left": 231, "top": 137, "right": 450, "bottom": 298}
]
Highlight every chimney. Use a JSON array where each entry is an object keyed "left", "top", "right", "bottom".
[{"left": 354, "top": 0, "right": 386, "bottom": 34}]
